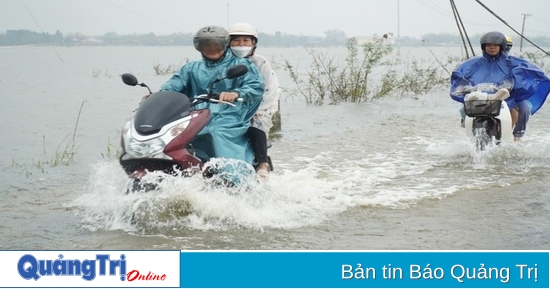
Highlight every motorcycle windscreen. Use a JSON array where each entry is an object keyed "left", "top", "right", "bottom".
[{"left": 134, "top": 91, "right": 191, "bottom": 135}]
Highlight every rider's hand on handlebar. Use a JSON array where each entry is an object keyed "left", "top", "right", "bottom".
[{"left": 219, "top": 92, "right": 239, "bottom": 102}]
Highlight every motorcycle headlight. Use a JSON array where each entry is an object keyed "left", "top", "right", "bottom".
[{"left": 126, "top": 137, "right": 165, "bottom": 158}]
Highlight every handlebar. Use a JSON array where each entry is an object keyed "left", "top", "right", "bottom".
[
  {"left": 453, "top": 81, "right": 514, "bottom": 96},
  {"left": 192, "top": 94, "right": 243, "bottom": 107}
]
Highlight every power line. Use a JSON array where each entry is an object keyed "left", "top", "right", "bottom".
[
  {"left": 450, "top": 0, "right": 475, "bottom": 58},
  {"left": 102, "top": 0, "right": 185, "bottom": 33},
  {"left": 20, "top": 0, "right": 64, "bottom": 63},
  {"left": 473, "top": 0, "right": 549, "bottom": 56},
  {"left": 519, "top": 13, "right": 531, "bottom": 52},
  {"left": 416, "top": 0, "right": 453, "bottom": 17}
]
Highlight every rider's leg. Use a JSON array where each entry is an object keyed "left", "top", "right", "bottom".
[
  {"left": 246, "top": 126, "right": 269, "bottom": 172},
  {"left": 248, "top": 114, "right": 272, "bottom": 174},
  {"left": 459, "top": 106, "right": 466, "bottom": 127},
  {"left": 510, "top": 108, "right": 518, "bottom": 130},
  {"left": 512, "top": 100, "right": 532, "bottom": 140}
]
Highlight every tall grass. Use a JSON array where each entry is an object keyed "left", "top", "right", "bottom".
[
  {"left": 101, "top": 136, "right": 122, "bottom": 159},
  {"left": 285, "top": 37, "right": 459, "bottom": 105}
]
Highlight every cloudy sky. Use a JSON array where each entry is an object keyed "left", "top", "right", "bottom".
[{"left": 1, "top": 0, "right": 549, "bottom": 38}]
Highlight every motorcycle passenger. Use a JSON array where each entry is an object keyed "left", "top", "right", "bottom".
[
  {"left": 228, "top": 22, "right": 281, "bottom": 178},
  {"left": 451, "top": 31, "right": 550, "bottom": 141},
  {"left": 161, "top": 25, "right": 264, "bottom": 162},
  {"left": 504, "top": 35, "right": 513, "bottom": 55}
]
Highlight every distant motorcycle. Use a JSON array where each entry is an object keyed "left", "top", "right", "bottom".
[
  {"left": 119, "top": 65, "right": 270, "bottom": 192},
  {"left": 459, "top": 83, "right": 513, "bottom": 150}
]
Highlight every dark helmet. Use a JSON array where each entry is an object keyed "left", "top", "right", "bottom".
[
  {"left": 193, "top": 25, "right": 229, "bottom": 52},
  {"left": 480, "top": 31, "right": 507, "bottom": 53}
]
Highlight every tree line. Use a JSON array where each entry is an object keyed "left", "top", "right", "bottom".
[{"left": 2, "top": 29, "right": 549, "bottom": 47}]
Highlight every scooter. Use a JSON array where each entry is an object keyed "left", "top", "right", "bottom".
[
  {"left": 119, "top": 65, "right": 268, "bottom": 192},
  {"left": 462, "top": 84, "right": 514, "bottom": 151}
]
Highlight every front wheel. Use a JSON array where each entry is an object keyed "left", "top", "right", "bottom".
[
  {"left": 472, "top": 117, "right": 501, "bottom": 151},
  {"left": 125, "top": 178, "right": 160, "bottom": 194},
  {"left": 474, "top": 127, "right": 491, "bottom": 151}
]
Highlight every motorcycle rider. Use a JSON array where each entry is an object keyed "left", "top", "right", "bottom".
[
  {"left": 458, "top": 34, "right": 515, "bottom": 127},
  {"left": 161, "top": 25, "right": 264, "bottom": 162},
  {"left": 228, "top": 22, "right": 281, "bottom": 178},
  {"left": 451, "top": 31, "right": 550, "bottom": 140}
]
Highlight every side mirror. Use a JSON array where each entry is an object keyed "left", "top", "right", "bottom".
[
  {"left": 121, "top": 73, "right": 139, "bottom": 86},
  {"left": 226, "top": 65, "right": 248, "bottom": 79},
  {"left": 121, "top": 73, "right": 152, "bottom": 94}
]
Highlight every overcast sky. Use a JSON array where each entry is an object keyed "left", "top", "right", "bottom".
[{"left": 1, "top": 0, "right": 549, "bottom": 39}]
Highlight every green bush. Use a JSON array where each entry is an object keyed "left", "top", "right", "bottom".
[{"left": 285, "top": 37, "right": 458, "bottom": 105}]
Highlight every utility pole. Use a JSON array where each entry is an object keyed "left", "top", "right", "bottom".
[
  {"left": 226, "top": 2, "right": 230, "bottom": 28},
  {"left": 520, "top": 13, "right": 531, "bottom": 52}
]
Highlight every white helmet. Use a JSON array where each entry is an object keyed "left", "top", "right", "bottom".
[{"left": 228, "top": 23, "right": 258, "bottom": 44}]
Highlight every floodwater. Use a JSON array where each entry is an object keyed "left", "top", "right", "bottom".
[{"left": 0, "top": 45, "right": 549, "bottom": 250}]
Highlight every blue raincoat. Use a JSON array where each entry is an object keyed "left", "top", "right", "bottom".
[
  {"left": 450, "top": 52, "right": 550, "bottom": 114},
  {"left": 161, "top": 50, "right": 264, "bottom": 164}
]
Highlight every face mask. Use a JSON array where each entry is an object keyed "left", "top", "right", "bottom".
[{"left": 231, "top": 46, "right": 253, "bottom": 58}]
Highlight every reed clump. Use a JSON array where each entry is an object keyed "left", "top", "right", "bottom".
[
  {"left": 285, "top": 36, "right": 458, "bottom": 105},
  {"left": 11, "top": 100, "right": 89, "bottom": 177}
]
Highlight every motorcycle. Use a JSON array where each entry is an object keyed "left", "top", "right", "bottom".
[
  {"left": 460, "top": 83, "right": 514, "bottom": 150},
  {"left": 119, "top": 64, "right": 271, "bottom": 192}
]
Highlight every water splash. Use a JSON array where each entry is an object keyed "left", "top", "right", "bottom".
[
  {"left": 73, "top": 159, "right": 355, "bottom": 233},
  {"left": 72, "top": 130, "right": 550, "bottom": 235}
]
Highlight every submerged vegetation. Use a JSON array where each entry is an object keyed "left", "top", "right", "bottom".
[
  {"left": 11, "top": 101, "right": 89, "bottom": 178},
  {"left": 101, "top": 137, "right": 122, "bottom": 159},
  {"left": 153, "top": 59, "right": 189, "bottom": 75},
  {"left": 284, "top": 37, "right": 458, "bottom": 105}
]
